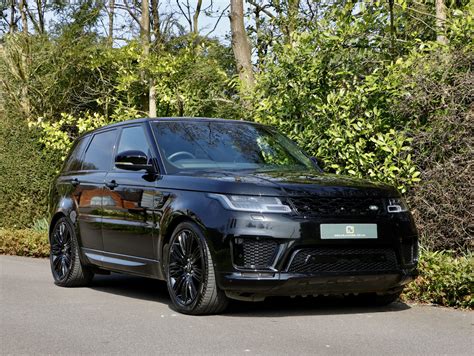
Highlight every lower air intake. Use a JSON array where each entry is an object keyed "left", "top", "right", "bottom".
[{"left": 287, "top": 247, "right": 398, "bottom": 274}]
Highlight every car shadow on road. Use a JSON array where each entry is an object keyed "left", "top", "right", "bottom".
[
  {"left": 225, "top": 296, "right": 410, "bottom": 317},
  {"left": 88, "top": 273, "right": 411, "bottom": 317},
  {"left": 89, "top": 273, "right": 171, "bottom": 304}
]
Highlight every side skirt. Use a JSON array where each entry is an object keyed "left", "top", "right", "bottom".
[{"left": 82, "top": 248, "right": 162, "bottom": 279}]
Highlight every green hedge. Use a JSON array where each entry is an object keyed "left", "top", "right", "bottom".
[{"left": 0, "top": 113, "right": 61, "bottom": 229}]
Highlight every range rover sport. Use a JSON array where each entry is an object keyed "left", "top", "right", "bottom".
[{"left": 48, "top": 117, "right": 418, "bottom": 314}]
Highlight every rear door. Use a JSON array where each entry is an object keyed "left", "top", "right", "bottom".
[
  {"left": 74, "top": 129, "right": 118, "bottom": 256},
  {"left": 101, "top": 124, "right": 157, "bottom": 268}
]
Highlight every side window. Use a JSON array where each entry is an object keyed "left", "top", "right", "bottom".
[
  {"left": 63, "top": 137, "right": 89, "bottom": 172},
  {"left": 82, "top": 130, "right": 117, "bottom": 171},
  {"left": 117, "top": 125, "right": 150, "bottom": 154},
  {"left": 116, "top": 126, "right": 152, "bottom": 168}
]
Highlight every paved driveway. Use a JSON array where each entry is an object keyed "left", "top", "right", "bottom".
[{"left": 1, "top": 255, "right": 472, "bottom": 355}]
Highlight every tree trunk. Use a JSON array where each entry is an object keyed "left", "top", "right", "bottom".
[
  {"left": 230, "top": 0, "right": 255, "bottom": 95},
  {"left": 141, "top": 0, "right": 157, "bottom": 117},
  {"left": 435, "top": 0, "right": 448, "bottom": 45},
  {"left": 9, "top": 0, "right": 17, "bottom": 34},
  {"left": 286, "top": 0, "right": 300, "bottom": 40},
  {"left": 19, "top": 0, "right": 28, "bottom": 34},
  {"left": 151, "top": 0, "right": 161, "bottom": 45},
  {"left": 192, "top": 0, "right": 202, "bottom": 35},
  {"left": 36, "top": 0, "right": 45, "bottom": 33},
  {"left": 17, "top": 1, "right": 31, "bottom": 118},
  {"left": 108, "top": 0, "right": 115, "bottom": 46},
  {"left": 388, "top": 0, "right": 396, "bottom": 55}
]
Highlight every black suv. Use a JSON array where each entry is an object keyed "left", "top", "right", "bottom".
[{"left": 49, "top": 118, "right": 418, "bottom": 314}]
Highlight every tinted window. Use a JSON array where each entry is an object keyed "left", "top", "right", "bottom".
[
  {"left": 115, "top": 126, "right": 152, "bottom": 170},
  {"left": 117, "top": 125, "right": 151, "bottom": 156},
  {"left": 82, "top": 130, "right": 117, "bottom": 171},
  {"left": 63, "top": 137, "right": 89, "bottom": 172},
  {"left": 152, "top": 121, "right": 314, "bottom": 173}
]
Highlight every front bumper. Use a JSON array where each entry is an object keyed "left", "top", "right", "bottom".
[
  {"left": 201, "top": 199, "right": 419, "bottom": 297},
  {"left": 218, "top": 270, "right": 416, "bottom": 298}
]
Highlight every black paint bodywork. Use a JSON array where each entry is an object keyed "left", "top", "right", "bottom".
[{"left": 49, "top": 118, "right": 418, "bottom": 299}]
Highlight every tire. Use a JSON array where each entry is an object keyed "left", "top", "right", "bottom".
[
  {"left": 166, "top": 222, "right": 228, "bottom": 315},
  {"left": 50, "top": 216, "right": 93, "bottom": 287}
]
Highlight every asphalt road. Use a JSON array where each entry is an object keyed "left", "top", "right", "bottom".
[{"left": 1, "top": 255, "right": 472, "bottom": 355}]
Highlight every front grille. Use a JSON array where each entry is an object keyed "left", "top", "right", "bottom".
[
  {"left": 288, "top": 196, "right": 384, "bottom": 217},
  {"left": 233, "top": 238, "right": 279, "bottom": 269},
  {"left": 287, "top": 247, "right": 398, "bottom": 274}
]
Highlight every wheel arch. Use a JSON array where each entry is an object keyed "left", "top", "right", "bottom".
[
  {"left": 157, "top": 213, "right": 207, "bottom": 279},
  {"left": 49, "top": 212, "right": 66, "bottom": 240}
]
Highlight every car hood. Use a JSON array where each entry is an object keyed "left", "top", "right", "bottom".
[{"left": 158, "top": 170, "right": 399, "bottom": 198}]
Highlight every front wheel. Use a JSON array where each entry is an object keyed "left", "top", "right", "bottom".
[
  {"left": 166, "top": 222, "right": 228, "bottom": 315},
  {"left": 50, "top": 217, "right": 93, "bottom": 287}
]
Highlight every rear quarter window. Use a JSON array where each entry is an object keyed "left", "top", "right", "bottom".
[
  {"left": 81, "top": 130, "right": 118, "bottom": 171},
  {"left": 63, "top": 137, "right": 89, "bottom": 173}
]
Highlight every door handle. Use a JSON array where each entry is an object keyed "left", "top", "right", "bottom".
[
  {"left": 105, "top": 180, "right": 118, "bottom": 190},
  {"left": 70, "top": 178, "right": 80, "bottom": 187}
]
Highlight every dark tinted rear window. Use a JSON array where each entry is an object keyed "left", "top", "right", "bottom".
[
  {"left": 81, "top": 130, "right": 117, "bottom": 171},
  {"left": 63, "top": 137, "right": 89, "bottom": 172}
]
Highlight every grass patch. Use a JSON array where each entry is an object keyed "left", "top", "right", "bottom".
[{"left": 0, "top": 229, "right": 49, "bottom": 258}]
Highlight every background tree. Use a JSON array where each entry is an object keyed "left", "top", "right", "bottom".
[{"left": 230, "top": 0, "right": 255, "bottom": 97}]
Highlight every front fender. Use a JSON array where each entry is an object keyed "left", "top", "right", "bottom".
[{"left": 155, "top": 190, "right": 224, "bottom": 279}]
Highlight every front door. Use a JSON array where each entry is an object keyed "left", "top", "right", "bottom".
[{"left": 101, "top": 124, "right": 158, "bottom": 272}]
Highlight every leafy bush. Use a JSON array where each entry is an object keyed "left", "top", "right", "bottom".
[
  {"left": 403, "top": 250, "right": 473, "bottom": 309},
  {"left": 32, "top": 218, "right": 49, "bottom": 232},
  {"left": 31, "top": 111, "right": 138, "bottom": 160},
  {"left": 0, "top": 229, "right": 49, "bottom": 258},
  {"left": 251, "top": 30, "right": 420, "bottom": 193}
]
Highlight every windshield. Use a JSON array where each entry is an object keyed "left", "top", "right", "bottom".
[{"left": 152, "top": 120, "right": 315, "bottom": 173}]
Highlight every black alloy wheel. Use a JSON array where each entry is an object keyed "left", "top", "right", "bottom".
[
  {"left": 166, "top": 222, "right": 228, "bottom": 314},
  {"left": 51, "top": 220, "right": 73, "bottom": 281},
  {"left": 168, "top": 229, "right": 204, "bottom": 306},
  {"left": 50, "top": 217, "right": 93, "bottom": 287}
]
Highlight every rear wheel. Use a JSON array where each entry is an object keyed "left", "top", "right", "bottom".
[
  {"left": 166, "top": 222, "right": 228, "bottom": 315},
  {"left": 50, "top": 217, "right": 93, "bottom": 287}
]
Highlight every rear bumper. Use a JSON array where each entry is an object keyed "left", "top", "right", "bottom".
[{"left": 218, "top": 270, "right": 417, "bottom": 297}]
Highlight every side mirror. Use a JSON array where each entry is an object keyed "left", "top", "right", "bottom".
[{"left": 115, "top": 150, "right": 154, "bottom": 172}]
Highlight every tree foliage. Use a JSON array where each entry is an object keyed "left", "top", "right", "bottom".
[{"left": 0, "top": 0, "right": 472, "bottom": 255}]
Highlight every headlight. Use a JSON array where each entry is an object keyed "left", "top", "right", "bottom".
[
  {"left": 208, "top": 194, "right": 292, "bottom": 213},
  {"left": 387, "top": 197, "right": 409, "bottom": 213}
]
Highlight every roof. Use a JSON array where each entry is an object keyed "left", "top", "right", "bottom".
[{"left": 82, "top": 117, "right": 259, "bottom": 137}]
